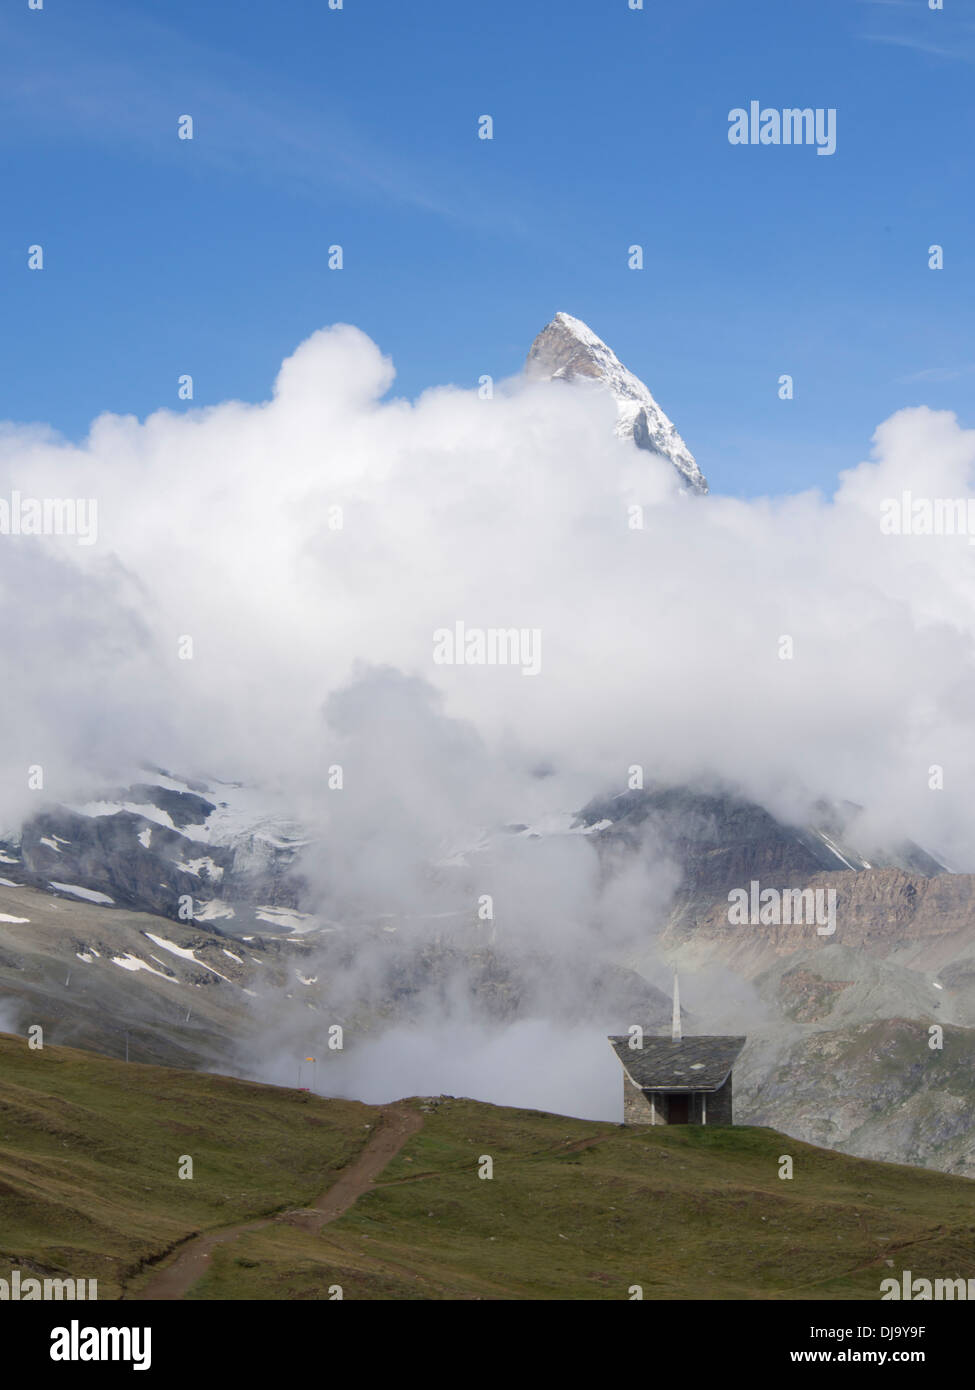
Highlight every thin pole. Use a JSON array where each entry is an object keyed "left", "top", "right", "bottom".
[{"left": 671, "top": 971, "right": 682, "bottom": 1041}]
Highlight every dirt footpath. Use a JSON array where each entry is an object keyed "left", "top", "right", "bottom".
[{"left": 131, "top": 1100, "right": 423, "bottom": 1300}]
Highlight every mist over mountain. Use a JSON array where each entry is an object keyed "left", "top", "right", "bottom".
[{"left": 1, "top": 313, "right": 975, "bottom": 1170}]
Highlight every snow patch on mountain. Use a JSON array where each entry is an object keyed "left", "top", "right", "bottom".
[
  {"left": 193, "top": 899, "right": 235, "bottom": 922},
  {"left": 143, "top": 931, "right": 233, "bottom": 983},
  {"left": 177, "top": 856, "right": 225, "bottom": 881},
  {"left": 111, "top": 953, "right": 175, "bottom": 981},
  {"left": 49, "top": 882, "right": 114, "bottom": 905},
  {"left": 255, "top": 905, "right": 318, "bottom": 933}
]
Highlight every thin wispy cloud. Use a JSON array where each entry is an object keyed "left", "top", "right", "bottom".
[
  {"left": 862, "top": 33, "right": 973, "bottom": 62},
  {"left": 901, "top": 365, "right": 975, "bottom": 384},
  {"left": 0, "top": 7, "right": 499, "bottom": 232}
]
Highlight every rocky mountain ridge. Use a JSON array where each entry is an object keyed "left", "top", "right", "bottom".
[{"left": 526, "top": 311, "right": 708, "bottom": 494}]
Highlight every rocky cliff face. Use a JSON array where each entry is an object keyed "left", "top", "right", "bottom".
[
  {"left": 740, "top": 1019, "right": 975, "bottom": 1178},
  {"left": 667, "top": 866, "right": 975, "bottom": 975},
  {"left": 0, "top": 770, "right": 309, "bottom": 932},
  {"left": 526, "top": 312, "right": 708, "bottom": 494},
  {"left": 578, "top": 784, "right": 948, "bottom": 897}
]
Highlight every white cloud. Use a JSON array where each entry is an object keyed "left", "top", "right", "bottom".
[
  {"left": 4, "top": 323, "right": 975, "bottom": 1109},
  {"left": 1, "top": 323, "right": 974, "bottom": 864}
]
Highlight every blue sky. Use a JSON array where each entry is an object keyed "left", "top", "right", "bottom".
[{"left": 1, "top": 0, "right": 973, "bottom": 497}]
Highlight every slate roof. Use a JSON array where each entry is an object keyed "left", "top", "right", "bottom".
[{"left": 607, "top": 1035, "right": 746, "bottom": 1093}]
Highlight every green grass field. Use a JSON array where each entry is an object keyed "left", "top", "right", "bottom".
[
  {"left": 2, "top": 1032, "right": 974, "bottom": 1300},
  {"left": 0, "top": 1032, "right": 370, "bottom": 1298}
]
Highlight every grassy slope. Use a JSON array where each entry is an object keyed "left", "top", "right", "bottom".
[
  {"left": 2, "top": 1033, "right": 973, "bottom": 1301},
  {"left": 0, "top": 1033, "right": 371, "bottom": 1297},
  {"left": 193, "top": 1099, "right": 975, "bottom": 1300}
]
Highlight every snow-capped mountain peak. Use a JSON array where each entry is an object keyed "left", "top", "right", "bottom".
[{"left": 526, "top": 311, "right": 708, "bottom": 495}]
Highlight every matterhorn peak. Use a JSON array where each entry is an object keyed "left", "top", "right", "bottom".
[{"left": 526, "top": 312, "right": 708, "bottom": 495}]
